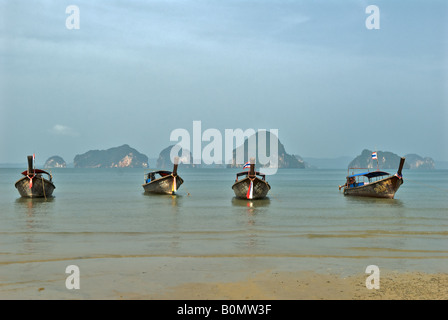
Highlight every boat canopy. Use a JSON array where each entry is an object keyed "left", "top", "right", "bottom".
[
  {"left": 21, "top": 169, "right": 51, "bottom": 176},
  {"left": 236, "top": 171, "right": 266, "bottom": 180},
  {"left": 146, "top": 170, "right": 172, "bottom": 177},
  {"left": 347, "top": 171, "right": 390, "bottom": 179}
]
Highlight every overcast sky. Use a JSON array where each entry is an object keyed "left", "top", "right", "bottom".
[{"left": 1, "top": 0, "right": 447, "bottom": 165}]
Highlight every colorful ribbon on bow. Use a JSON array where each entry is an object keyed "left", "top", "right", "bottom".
[
  {"left": 27, "top": 175, "right": 34, "bottom": 189},
  {"left": 172, "top": 175, "right": 177, "bottom": 194},
  {"left": 246, "top": 179, "right": 253, "bottom": 199}
]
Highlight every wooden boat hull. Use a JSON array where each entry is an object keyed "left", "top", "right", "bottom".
[
  {"left": 142, "top": 175, "right": 183, "bottom": 195},
  {"left": 232, "top": 176, "right": 271, "bottom": 200},
  {"left": 15, "top": 176, "right": 56, "bottom": 198},
  {"left": 343, "top": 175, "right": 403, "bottom": 199}
]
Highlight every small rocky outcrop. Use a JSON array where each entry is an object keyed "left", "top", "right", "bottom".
[
  {"left": 156, "top": 145, "right": 196, "bottom": 169},
  {"left": 44, "top": 156, "right": 67, "bottom": 168}
]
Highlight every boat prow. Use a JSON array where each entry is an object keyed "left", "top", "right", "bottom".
[
  {"left": 15, "top": 155, "right": 56, "bottom": 198},
  {"left": 340, "top": 157, "right": 405, "bottom": 199},
  {"left": 232, "top": 158, "right": 271, "bottom": 200},
  {"left": 142, "top": 157, "right": 183, "bottom": 195}
]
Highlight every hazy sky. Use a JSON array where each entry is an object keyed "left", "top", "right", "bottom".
[{"left": 1, "top": 0, "right": 447, "bottom": 165}]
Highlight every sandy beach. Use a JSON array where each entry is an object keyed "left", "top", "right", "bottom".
[
  {"left": 130, "top": 270, "right": 448, "bottom": 300},
  {"left": 2, "top": 257, "right": 446, "bottom": 300}
]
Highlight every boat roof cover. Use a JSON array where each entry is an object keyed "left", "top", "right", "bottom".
[
  {"left": 21, "top": 169, "right": 51, "bottom": 176},
  {"left": 147, "top": 170, "right": 172, "bottom": 177},
  {"left": 347, "top": 171, "right": 390, "bottom": 178},
  {"left": 236, "top": 171, "right": 266, "bottom": 178}
]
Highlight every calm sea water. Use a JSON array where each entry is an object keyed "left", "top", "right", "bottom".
[{"left": 1, "top": 167, "right": 447, "bottom": 294}]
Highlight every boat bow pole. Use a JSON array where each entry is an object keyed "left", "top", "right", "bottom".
[
  {"left": 171, "top": 156, "right": 179, "bottom": 193},
  {"left": 396, "top": 157, "right": 405, "bottom": 178}
]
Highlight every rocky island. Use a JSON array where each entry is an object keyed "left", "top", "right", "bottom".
[
  {"left": 403, "top": 154, "right": 435, "bottom": 169},
  {"left": 157, "top": 131, "right": 304, "bottom": 169},
  {"left": 156, "top": 145, "right": 196, "bottom": 169},
  {"left": 348, "top": 149, "right": 409, "bottom": 170},
  {"left": 348, "top": 149, "right": 435, "bottom": 169},
  {"left": 74, "top": 144, "right": 149, "bottom": 168},
  {"left": 44, "top": 156, "right": 67, "bottom": 168},
  {"left": 227, "top": 131, "right": 305, "bottom": 169}
]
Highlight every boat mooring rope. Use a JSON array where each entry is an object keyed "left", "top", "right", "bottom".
[{"left": 261, "top": 187, "right": 280, "bottom": 202}]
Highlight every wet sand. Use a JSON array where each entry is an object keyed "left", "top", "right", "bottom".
[
  {"left": 1, "top": 257, "right": 447, "bottom": 300},
  {"left": 143, "top": 270, "right": 448, "bottom": 300}
]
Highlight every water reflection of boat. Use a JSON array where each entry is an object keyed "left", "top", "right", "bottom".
[
  {"left": 344, "top": 195, "right": 404, "bottom": 207},
  {"left": 15, "top": 197, "right": 55, "bottom": 205},
  {"left": 15, "top": 155, "right": 55, "bottom": 198},
  {"left": 142, "top": 157, "right": 183, "bottom": 195},
  {"left": 339, "top": 157, "right": 405, "bottom": 199},
  {"left": 232, "top": 158, "right": 271, "bottom": 200},
  {"left": 15, "top": 197, "right": 55, "bottom": 216},
  {"left": 231, "top": 197, "right": 271, "bottom": 208}
]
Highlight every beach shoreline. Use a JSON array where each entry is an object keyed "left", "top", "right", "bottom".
[{"left": 1, "top": 257, "right": 447, "bottom": 300}]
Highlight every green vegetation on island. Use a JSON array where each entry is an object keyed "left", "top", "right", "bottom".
[
  {"left": 73, "top": 144, "right": 149, "bottom": 168},
  {"left": 156, "top": 145, "right": 197, "bottom": 169},
  {"left": 227, "top": 131, "right": 305, "bottom": 169},
  {"left": 348, "top": 149, "right": 435, "bottom": 170}
]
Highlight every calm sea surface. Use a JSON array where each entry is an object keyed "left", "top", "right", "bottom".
[{"left": 1, "top": 167, "right": 447, "bottom": 296}]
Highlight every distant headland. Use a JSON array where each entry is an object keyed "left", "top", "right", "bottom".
[
  {"left": 0, "top": 143, "right": 442, "bottom": 169},
  {"left": 156, "top": 145, "right": 197, "bottom": 169},
  {"left": 348, "top": 149, "right": 435, "bottom": 170},
  {"left": 155, "top": 131, "right": 305, "bottom": 169},
  {"left": 226, "top": 131, "right": 305, "bottom": 169},
  {"left": 73, "top": 144, "right": 149, "bottom": 168}
]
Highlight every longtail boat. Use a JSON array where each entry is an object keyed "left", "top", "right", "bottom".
[
  {"left": 232, "top": 157, "right": 271, "bottom": 200},
  {"left": 142, "top": 157, "right": 183, "bottom": 195},
  {"left": 15, "top": 155, "right": 55, "bottom": 198},
  {"left": 339, "top": 157, "right": 405, "bottom": 199}
]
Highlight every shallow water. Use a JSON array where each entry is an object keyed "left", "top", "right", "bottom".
[{"left": 0, "top": 167, "right": 447, "bottom": 297}]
